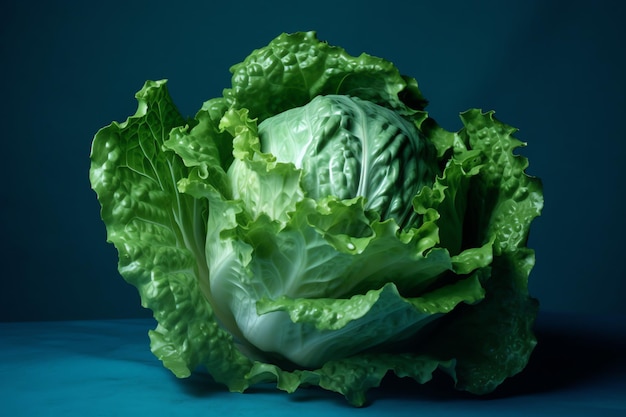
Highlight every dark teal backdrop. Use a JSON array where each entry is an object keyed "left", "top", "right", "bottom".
[{"left": 1, "top": 0, "right": 624, "bottom": 321}]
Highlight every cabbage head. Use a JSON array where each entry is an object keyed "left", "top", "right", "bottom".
[{"left": 89, "top": 31, "right": 543, "bottom": 406}]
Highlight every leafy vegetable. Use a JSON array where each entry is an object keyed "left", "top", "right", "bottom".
[{"left": 89, "top": 31, "right": 543, "bottom": 406}]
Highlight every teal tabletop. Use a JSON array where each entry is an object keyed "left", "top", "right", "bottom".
[{"left": 2, "top": 311, "right": 624, "bottom": 416}]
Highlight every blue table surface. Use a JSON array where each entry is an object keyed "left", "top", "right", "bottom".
[{"left": 1, "top": 311, "right": 625, "bottom": 417}]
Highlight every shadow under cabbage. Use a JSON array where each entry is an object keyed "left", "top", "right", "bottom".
[{"left": 371, "top": 310, "right": 626, "bottom": 403}]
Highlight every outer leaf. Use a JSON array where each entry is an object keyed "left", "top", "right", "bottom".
[
  {"left": 314, "top": 353, "right": 453, "bottom": 407},
  {"left": 225, "top": 31, "right": 428, "bottom": 122},
  {"left": 246, "top": 350, "right": 455, "bottom": 407},
  {"left": 417, "top": 111, "right": 543, "bottom": 393},
  {"left": 89, "top": 80, "right": 253, "bottom": 390},
  {"left": 423, "top": 251, "right": 539, "bottom": 394},
  {"left": 458, "top": 109, "right": 544, "bottom": 254}
]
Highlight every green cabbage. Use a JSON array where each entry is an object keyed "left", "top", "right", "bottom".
[{"left": 89, "top": 31, "right": 543, "bottom": 406}]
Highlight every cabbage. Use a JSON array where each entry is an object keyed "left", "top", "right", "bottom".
[{"left": 89, "top": 31, "right": 543, "bottom": 406}]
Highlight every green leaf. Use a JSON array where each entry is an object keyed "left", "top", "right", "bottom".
[
  {"left": 246, "top": 350, "right": 454, "bottom": 407},
  {"left": 414, "top": 110, "right": 543, "bottom": 394},
  {"left": 89, "top": 80, "right": 253, "bottom": 391},
  {"left": 225, "top": 31, "right": 428, "bottom": 122},
  {"left": 423, "top": 252, "right": 539, "bottom": 394},
  {"left": 458, "top": 109, "right": 544, "bottom": 254}
]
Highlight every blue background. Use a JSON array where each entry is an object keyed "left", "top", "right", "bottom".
[{"left": 1, "top": 0, "right": 625, "bottom": 322}]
